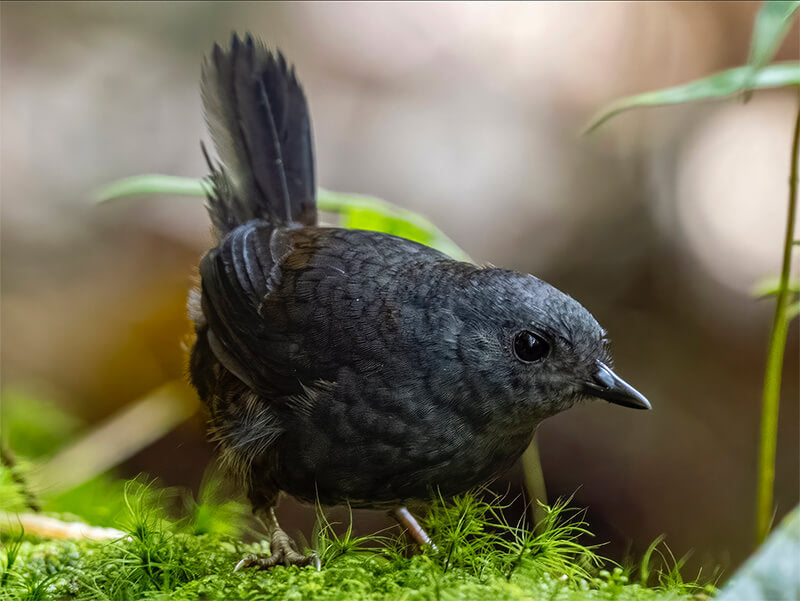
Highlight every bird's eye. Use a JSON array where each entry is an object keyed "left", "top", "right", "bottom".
[{"left": 513, "top": 330, "right": 550, "bottom": 363}]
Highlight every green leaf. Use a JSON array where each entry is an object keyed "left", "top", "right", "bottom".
[
  {"left": 584, "top": 62, "right": 800, "bottom": 134},
  {"left": 744, "top": 1, "right": 800, "bottom": 96},
  {"left": 752, "top": 276, "right": 800, "bottom": 297},
  {"left": 96, "top": 174, "right": 211, "bottom": 201},
  {"left": 317, "top": 189, "right": 471, "bottom": 262},
  {"left": 96, "top": 175, "right": 472, "bottom": 262}
]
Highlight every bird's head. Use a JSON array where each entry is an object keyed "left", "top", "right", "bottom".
[{"left": 453, "top": 267, "right": 650, "bottom": 420}]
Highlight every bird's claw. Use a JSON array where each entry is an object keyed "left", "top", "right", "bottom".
[
  {"left": 233, "top": 509, "right": 320, "bottom": 572},
  {"left": 233, "top": 555, "right": 260, "bottom": 572},
  {"left": 233, "top": 550, "right": 320, "bottom": 572}
]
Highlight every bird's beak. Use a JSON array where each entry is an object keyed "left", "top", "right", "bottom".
[{"left": 584, "top": 361, "right": 651, "bottom": 410}]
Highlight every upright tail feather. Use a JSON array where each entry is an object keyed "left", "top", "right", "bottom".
[{"left": 201, "top": 33, "right": 316, "bottom": 235}]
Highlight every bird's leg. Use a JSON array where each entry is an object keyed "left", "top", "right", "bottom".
[
  {"left": 234, "top": 507, "right": 320, "bottom": 571},
  {"left": 391, "top": 506, "right": 437, "bottom": 551}
]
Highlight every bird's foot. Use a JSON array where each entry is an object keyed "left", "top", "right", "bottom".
[
  {"left": 234, "top": 526, "right": 320, "bottom": 571},
  {"left": 391, "top": 506, "right": 438, "bottom": 552}
]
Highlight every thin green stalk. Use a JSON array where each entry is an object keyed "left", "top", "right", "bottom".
[
  {"left": 755, "top": 90, "right": 800, "bottom": 546},
  {"left": 521, "top": 436, "right": 548, "bottom": 528}
]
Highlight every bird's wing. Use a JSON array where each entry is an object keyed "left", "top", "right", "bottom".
[
  {"left": 199, "top": 224, "right": 453, "bottom": 399},
  {"left": 199, "top": 220, "right": 302, "bottom": 398}
]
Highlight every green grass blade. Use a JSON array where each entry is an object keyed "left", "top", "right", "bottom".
[
  {"left": 96, "top": 175, "right": 472, "bottom": 263},
  {"left": 96, "top": 174, "right": 211, "bottom": 201},
  {"left": 744, "top": 1, "right": 800, "bottom": 96},
  {"left": 316, "top": 189, "right": 472, "bottom": 262},
  {"left": 752, "top": 276, "right": 800, "bottom": 297},
  {"left": 584, "top": 62, "right": 800, "bottom": 134},
  {"left": 520, "top": 437, "right": 548, "bottom": 527}
]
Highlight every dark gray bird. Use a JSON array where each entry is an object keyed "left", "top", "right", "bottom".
[{"left": 188, "top": 34, "right": 650, "bottom": 570}]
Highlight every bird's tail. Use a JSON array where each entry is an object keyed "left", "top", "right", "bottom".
[{"left": 200, "top": 33, "right": 316, "bottom": 236}]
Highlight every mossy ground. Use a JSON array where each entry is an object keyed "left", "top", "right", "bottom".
[
  {"left": 0, "top": 475, "right": 715, "bottom": 601},
  {"left": 0, "top": 537, "right": 695, "bottom": 601}
]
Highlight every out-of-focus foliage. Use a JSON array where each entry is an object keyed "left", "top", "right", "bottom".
[
  {"left": 96, "top": 174, "right": 212, "bottom": 201},
  {"left": 97, "top": 176, "right": 472, "bottom": 263},
  {"left": 181, "top": 466, "right": 249, "bottom": 538},
  {"left": 0, "top": 465, "right": 30, "bottom": 515},
  {"left": 586, "top": 0, "right": 799, "bottom": 133},
  {"left": 584, "top": 62, "right": 800, "bottom": 133},
  {"left": 753, "top": 277, "right": 800, "bottom": 320},
  {"left": 2, "top": 391, "right": 83, "bottom": 460},
  {"left": 44, "top": 476, "right": 134, "bottom": 530},
  {"left": 1, "top": 393, "right": 125, "bottom": 527},
  {"left": 753, "top": 277, "right": 800, "bottom": 297},
  {"left": 317, "top": 189, "right": 471, "bottom": 263},
  {"left": 745, "top": 1, "right": 800, "bottom": 90}
]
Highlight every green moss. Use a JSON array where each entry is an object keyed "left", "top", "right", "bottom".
[
  {"left": 0, "top": 391, "right": 83, "bottom": 460},
  {"left": 0, "top": 475, "right": 715, "bottom": 601}
]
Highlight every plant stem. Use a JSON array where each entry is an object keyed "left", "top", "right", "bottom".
[
  {"left": 755, "top": 90, "right": 800, "bottom": 547},
  {"left": 521, "top": 435, "right": 548, "bottom": 528}
]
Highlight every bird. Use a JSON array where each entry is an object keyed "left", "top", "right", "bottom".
[{"left": 187, "top": 33, "right": 651, "bottom": 571}]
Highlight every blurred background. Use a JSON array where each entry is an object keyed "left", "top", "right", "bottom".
[{"left": 2, "top": 1, "right": 798, "bottom": 576}]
